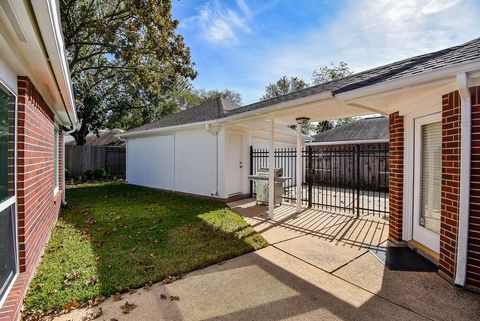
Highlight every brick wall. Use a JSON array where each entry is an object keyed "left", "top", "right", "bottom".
[
  {"left": 440, "top": 90, "right": 461, "bottom": 280},
  {"left": 389, "top": 112, "right": 404, "bottom": 242},
  {"left": 0, "top": 77, "right": 63, "bottom": 321},
  {"left": 469, "top": 86, "right": 480, "bottom": 289}
]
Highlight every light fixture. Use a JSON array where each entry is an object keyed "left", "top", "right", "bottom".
[{"left": 295, "top": 117, "right": 310, "bottom": 125}]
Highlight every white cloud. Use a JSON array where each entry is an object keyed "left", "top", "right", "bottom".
[
  {"left": 183, "top": 1, "right": 252, "bottom": 45},
  {"left": 252, "top": 0, "right": 480, "bottom": 89}
]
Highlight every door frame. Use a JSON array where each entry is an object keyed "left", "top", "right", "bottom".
[
  {"left": 226, "top": 130, "right": 244, "bottom": 196},
  {"left": 0, "top": 78, "right": 19, "bottom": 308},
  {"left": 412, "top": 112, "right": 442, "bottom": 253}
]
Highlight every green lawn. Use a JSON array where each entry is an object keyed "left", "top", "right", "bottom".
[{"left": 23, "top": 182, "right": 267, "bottom": 317}]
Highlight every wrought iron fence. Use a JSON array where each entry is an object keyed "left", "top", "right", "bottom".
[{"left": 250, "top": 143, "right": 389, "bottom": 216}]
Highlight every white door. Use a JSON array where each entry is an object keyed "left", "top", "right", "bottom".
[
  {"left": 227, "top": 133, "right": 243, "bottom": 195},
  {"left": 413, "top": 113, "right": 442, "bottom": 253}
]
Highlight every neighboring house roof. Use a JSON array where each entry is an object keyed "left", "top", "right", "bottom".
[
  {"left": 65, "top": 129, "right": 126, "bottom": 146},
  {"left": 125, "top": 37, "right": 480, "bottom": 135},
  {"left": 131, "top": 98, "right": 229, "bottom": 133},
  {"left": 312, "top": 117, "right": 389, "bottom": 143}
]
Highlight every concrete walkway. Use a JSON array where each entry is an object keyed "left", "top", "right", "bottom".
[{"left": 55, "top": 201, "right": 480, "bottom": 321}]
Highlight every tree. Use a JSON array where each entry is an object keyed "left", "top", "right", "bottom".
[
  {"left": 261, "top": 76, "right": 308, "bottom": 100},
  {"left": 189, "top": 89, "right": 242, "bottom": 106},
  {"left": 312, "top": 61, "right": 353, "bottom": 85},
  {"left": 312, "top": 62, "right": 355, "bottom": 133},
  {"left": 261, "top": 63, "right": 356, "bottom": 135},
  {"left": 61, "top": 0, "right": 197, "bottom": 144}
]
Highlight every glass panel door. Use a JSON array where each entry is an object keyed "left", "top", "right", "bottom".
[
  {"left": 413, "top": 113, "right": 441, "bottom": 253},
  {"left": 0, "top": 83, "right": 17, "bottom": 305}
]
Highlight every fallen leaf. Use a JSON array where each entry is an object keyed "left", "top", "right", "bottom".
[
  {"left": 120, "top": 301, "right": 137, "bottom": 314},
  {"left": 81, "top": 307, "right": 102, "bottom": 321},
  {"left": 143, "top": 281, "right": 152, "bottom": 290},
  {"left": 113, "top": 292, "right": 122, "bottom": 301},
  {"left": 162, "top": 275, "right": 182, "bottom": 284},
  {"left": 63, "top": 300, "right": 80, "bottom": 312},
  {"left": 85, "top": 278, "right": 98, "bottom": 286}
]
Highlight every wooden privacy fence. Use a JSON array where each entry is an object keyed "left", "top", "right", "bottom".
[{"left": 65, "top": 145, "right": 126, "bottom": 177}]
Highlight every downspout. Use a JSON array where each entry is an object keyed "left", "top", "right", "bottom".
[
  {"left": 205, "top": 124, "right": 219, "bottom": 196},
  {"left": 455, "top": 72, "right": 471, "bottom": 287},
  {"left": 62, "top": 126, "right": 77, "bottom": 206}
]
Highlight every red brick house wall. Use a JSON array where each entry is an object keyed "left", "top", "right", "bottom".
[
  {"left": 388, "top": 112, "right": 404, "bottom": 243},
  {"left": 468, "top": 86, "right": 480, "bottom": 289},
  {"left": 440, "top": 90, "right": 461, "bottom": 280},
  {"left": 0, "top": 77, "right": 64, "bottom": 321}
]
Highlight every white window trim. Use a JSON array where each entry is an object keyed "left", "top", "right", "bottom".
[
  {"left": 402, "top": 108, "right": 442, "bottom": 242},
  {"left": 0, "top": 79, "right": 19, "bottom": 308},
  {"left": 412, "top": 112, "right": 442, "bottom": 253}
]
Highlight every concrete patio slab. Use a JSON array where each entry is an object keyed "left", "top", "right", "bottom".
[
  {"left": 54, "top": 199, "right": 480, "bottom": 321},
  {"left": 54, "top": 247, "right": 432, "bottom": 321},
  {"left": 333, "top": 251, "right": 480, "bottom": 321},
  {"left": 273, "top": 234, "right": 368, "bottom": 272}
]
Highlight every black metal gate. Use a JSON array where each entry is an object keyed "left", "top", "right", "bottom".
[{"left": 250, "top": 143, "right": 389, "bottom": 217}]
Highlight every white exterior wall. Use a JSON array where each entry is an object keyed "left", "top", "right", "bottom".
[
  {"left": 126, "top": 134, "right": 175, "bottom": 190},
  {"left": 126, "top": 124, "right": 298, "bottom": 199},
  {"left": 0, "top": 57, "right": 17, "bottom": 94},
  {"left": 126, "top": 126, "right": 226, "bottom": 198},
  {"left": 174, "top": 127, "right": 219, "bottom": 197}
]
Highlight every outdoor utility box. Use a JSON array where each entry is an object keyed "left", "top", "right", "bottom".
[{"left": 248, "top": 168, "right": 288, "bottom": 206}]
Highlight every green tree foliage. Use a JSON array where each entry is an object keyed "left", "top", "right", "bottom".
[
  {"left": 261, "top": 76, "right": 308, "bottom": 100},
  {"left": 312, "top": 61, "right": 353, "bottom": 85},
  {"left": 261, "top": 63, "right": 356, "bottom": 134},
  {"left": 61, "top": 0, "right": 197, "bottom": 144},
  {"left": 187, "top": 89, "right": 242, "bottom": 107}
]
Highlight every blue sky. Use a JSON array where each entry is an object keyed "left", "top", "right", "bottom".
[{"left": 172, "top": 0, "right": 480, "bottom": 105}]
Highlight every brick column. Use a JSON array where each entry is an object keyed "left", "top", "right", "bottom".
[
  {"left": 389, "top": 112, "right": 404, "bottom": 243},
  {"left": 440, "top": 91, "right": 461, "bottom": 280},
  {"left": 468, "top": 86, "right": 480, "bottom": 289}
]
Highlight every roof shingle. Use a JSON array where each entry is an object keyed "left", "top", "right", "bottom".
[
  {"left": 128, "top": 37, "right": 480, "bottom": 134},
  {"left": 312, "top": 117, "right": 389, "bottom": 143}
]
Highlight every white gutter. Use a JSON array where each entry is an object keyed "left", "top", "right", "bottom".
[
  {"left": 307, "top": 139, "right": 389, "bottom": 146},
  {"left": 455, "top": 72, "right": 471, "bottom": 287},
  {"left": 205, "top": 124, "right": 220, "bottom": 196},
  {"left": 119, "top": 91, "right": 333, "bottom": 139},
  {"left": 62, "top": 126, "right": 77, "bottom": 206}
]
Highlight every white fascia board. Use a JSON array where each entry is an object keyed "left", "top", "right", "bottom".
[
  {"left": 30, "top": 0, "right": 77, "bottom": 126},
  {"left": 119, "top": 91, "right": 333, "bottom": 139},
  {"left": 335, "top": 60, "right": 480, "bottom": 102},
  {"left": 307, "top": 139, "right": 389, "bottom": 146}
]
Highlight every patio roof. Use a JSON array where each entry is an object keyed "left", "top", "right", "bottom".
[{"left": 123, "top": 37, "right": 480, "bottom": 137}]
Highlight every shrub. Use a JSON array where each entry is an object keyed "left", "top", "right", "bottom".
[
  {"left": 64, "top": 168, "right": 72, "bottom": 180},
  {"left": 93, "top": 168, "right": 108, "bottom": 180},
  {"left": 84, "top": 170, "right": 94, "bottom": 180}
]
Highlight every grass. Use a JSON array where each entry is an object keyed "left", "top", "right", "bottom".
[{"left": 23, "top": 181, "right": 268, "bottom": 316}]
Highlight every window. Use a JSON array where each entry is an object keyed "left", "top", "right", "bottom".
[
  {"left": 419, "top": 121, "right": 442, "bottom": 234},
  {"left": 54, "top": 126, "right": 59, "bottom": 192},
  {"left": 0, "top": 82, "right": 17, "bottom": 306}
]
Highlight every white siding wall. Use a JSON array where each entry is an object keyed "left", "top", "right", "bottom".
[
  {"left": 126, "top": 134, "right": 175, "bottom": 190},
  {"left": 126, "top": 127, "right": 224, "bottom": 198},
  {"left": 0, "top": 56, "right": 17, "bottom": 94},
  {"left": 174, "top": 128, "right": 218, "bottom": 197}
]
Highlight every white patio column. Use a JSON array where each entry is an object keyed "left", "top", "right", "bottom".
[
  {"left": 296, "top": 124, "right": 302, "bottom": 213},
  {"left": 268, "top": 118, "right": 275, "bottom": 218}
]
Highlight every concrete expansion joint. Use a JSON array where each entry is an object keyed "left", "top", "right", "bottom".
[{"left": 270, "top": 244, "right": 437, "bottom": 321}]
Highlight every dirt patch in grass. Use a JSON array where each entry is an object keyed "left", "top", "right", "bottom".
[{"left": 23, "top": 182, "right": 267, "bottom": 318}]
